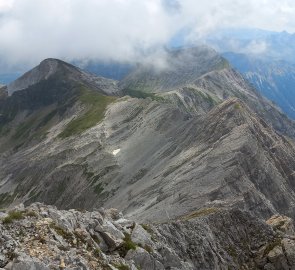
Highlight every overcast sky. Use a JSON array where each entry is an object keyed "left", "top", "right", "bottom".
[{"left": 0, "top": 0, "right": 295, "bottom": 71}]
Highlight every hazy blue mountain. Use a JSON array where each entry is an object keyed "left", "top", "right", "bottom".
[
  {"left": 0, "top": 60, "right": 134, "bottom": 85},
  {"left": 0, "top": 73, "right": 21, "bottom": 84},
  {"left": 191, "top": 28, "right": 295, "bottom": 120},
  {"left": 72, "top": 60, "right": 135, "bottom": 80},
  {"left": 223, "top": 52, "right": 295, "bottom": 120},
  {"left": 206, "top": 28, "right": 295, "bottom": 64}
]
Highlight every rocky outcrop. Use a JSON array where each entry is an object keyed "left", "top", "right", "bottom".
[{"left": 1, "top": 203, "right": 295, "bottom": 270}]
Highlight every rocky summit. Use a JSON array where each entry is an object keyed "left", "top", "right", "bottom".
[
  {"left": 1, "top": 203, "right": 295, "bottom": 270},
  {"left": 0, "top": 46, "right": 295, "bottom": 269}
]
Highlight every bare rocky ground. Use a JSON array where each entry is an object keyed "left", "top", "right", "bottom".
[{"left": 1, "top": 203, "right": 295, "bottom": 270}]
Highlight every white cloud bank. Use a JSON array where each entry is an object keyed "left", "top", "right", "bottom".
[{"left": 0, "top": 0, "right": 295, "bottom": 71}]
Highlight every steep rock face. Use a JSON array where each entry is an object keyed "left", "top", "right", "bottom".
[
  {"left": 7, "top": 59, "right": 60, "bottom": 95},
  {"left": 1, "top": 203, "right": 295, "bottom": 270}
]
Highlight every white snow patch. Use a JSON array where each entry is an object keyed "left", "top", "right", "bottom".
[{"left": 112, "top": 149, "right": 121, "bottom": 156}]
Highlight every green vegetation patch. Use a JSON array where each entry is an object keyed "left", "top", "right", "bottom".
[
  {"left": 180, "top": 207, "right": 219, "bottom": 221},
  {"left": 59, "top": 88, "right": 116, "bottom": 138},
  {"left": 118, "top": 232, "right": 137, "bottom": 257},
  {"left": 2, "top": 210, "right": 24, "bottom": 224},
  {"left": 25, "top": 210, "right": 38, "bottom": 218},
  {"left": 234, "top": 103, "right": 242, "bottom": 110},
  {"left": 141, "top": 224, "right": 154, "bottom": 234},
  {"left": 226, "top": 245, "right": 238, "bottom": 258},
  {"left": 263, "top": 238, "right": 282, "bottom": 256},
  {"left": 50, "top": 223, "right": 73, "bottom": 242},
  {"left": 215, "top": 58, "right": 231, "bottom": 70},
  {"left": 113, "top": 263, "right": 129, "bottom": 270},
  {"left": 123, "top": 88, "right": 164, "bottom": 102},
  {"left": 94, "top": 183, "right": 104, "bottom": 195},
  {"left": 138, "top": 243, "right": 153, "bottom": 253}
]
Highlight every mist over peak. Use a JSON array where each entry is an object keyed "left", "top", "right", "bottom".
[{"left": 0, "top": 0, "right": 295, "bottom": 75}]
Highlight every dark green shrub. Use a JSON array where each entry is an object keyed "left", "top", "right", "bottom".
[{"left": 2, "top": 210, "right": 24, "bottom": 224}]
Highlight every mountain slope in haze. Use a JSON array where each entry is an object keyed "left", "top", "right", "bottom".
[
  {"left": 206, "top": 28, "right": 295, "bottom": 64},
  {"left": 223, "top": 52, "right": 295, "bottom": 120},
  {"left": 0, "top": 85, "right": 6, "bottom": 99},
  {"left": 73, "top": 59, "right": 135, "bottom": 81},
  {"left": 0, "top": 73, "right": 21, "bottom": 85},
  {"left": 120, "top": 46, "right": 230, "bottom": 93},
  {"left": 0, "top": 52, "right": 295, "bottom": 225},
  {"left": 120, "top": 46, "right": 295, "bottom": 138},
  {"left": 5, "top": 58, "right": 119, "bottom": 96}
]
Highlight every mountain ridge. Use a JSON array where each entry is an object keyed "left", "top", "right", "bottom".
[
  {"left": 0, "top": 47, "right": 294, "bottom": 225},
  {"left": 120, "top": 47, "right": 295, "bottom": 139}
]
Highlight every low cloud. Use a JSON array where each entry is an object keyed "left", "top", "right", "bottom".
[{"left": 0, "top": 0, "right": 295, "bottom": 72}]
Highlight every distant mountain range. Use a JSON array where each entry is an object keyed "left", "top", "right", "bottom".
[
  {"left": 0, "top": 73, "right": 21, "bottom": 84},
  {"left": 206, "top": 28, "right": 295, "bottom": 63},
  {"left": 204, "top": 28, "right": 295, "bottom": 120},
  {"left": 223, "top": 52, "right": 295, "bottom": 119},
  {"left": 1, "top": 28, "right": 294, "bottom": 123}
]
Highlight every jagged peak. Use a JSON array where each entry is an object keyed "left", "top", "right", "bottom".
[
  {"left": 5, "top": 58, "right": 120, "bottom": 96},
  {"left": 6, "top": 58, "right": 77, "bottom": 96},
  {"left": 38, "top": 58, "right": 78, "bottom": 71}
]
